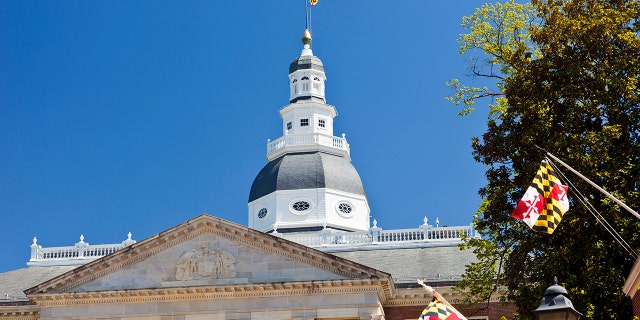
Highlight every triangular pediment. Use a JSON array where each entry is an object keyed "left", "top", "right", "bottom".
[{"left": 25, "top": 214, "right": 391, "bottom": 296}]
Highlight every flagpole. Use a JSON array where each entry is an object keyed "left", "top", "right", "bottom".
[
  {"left": 542, "top": 150, "right": 640, "bottom": 221},
  {"left": 308, "top": 1, "right": 312, "bottom": 36},
  {"left": 305, "top": 0, "right": 309, "bottom": 30}
]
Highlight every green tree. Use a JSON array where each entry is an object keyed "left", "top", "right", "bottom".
[{"left": 448, "top": 0, "right": 640, "bottom": 319}]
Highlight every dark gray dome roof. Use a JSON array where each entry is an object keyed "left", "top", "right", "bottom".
[
  {"left": 289, "top": 55, "right": 324, "bottom": 74},
  {"left": 249, "top": 152, "right": 366, "bottom": 202}
]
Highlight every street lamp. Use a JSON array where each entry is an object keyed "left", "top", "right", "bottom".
[{"left": 533, "top": 277, "right": 582, "bottom": 320}]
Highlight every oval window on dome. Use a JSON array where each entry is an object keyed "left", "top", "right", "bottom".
[
  {"left": 290, "top": 199, "right": 312, "bottom": 215},
  {"left": 336, "top": 201, "right": 354, "bottom": 218},
  {"left": 257, "top": 208, "right": 268, "bottom": 219},
  {"left": 292, "top": 201, "right": 310, "bottom": 211}
]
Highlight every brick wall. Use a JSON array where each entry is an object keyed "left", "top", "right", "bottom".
[{"left": 633, "top": 291, "right": 640, "bottom": 317}]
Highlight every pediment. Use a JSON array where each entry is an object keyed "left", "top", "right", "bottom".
[{"left": 25, "top": 214, "right": 391, "bottom": 296}]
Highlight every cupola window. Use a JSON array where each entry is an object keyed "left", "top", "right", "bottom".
[
  {"left": 336, "top": 201, "right": 355, "bottom": 218},
  {"left": 289, "top": 199, "right": 313, "bottom": 215},
  {"left": 287, "top": 122, "right": 292, "bottom": 130},
  {"left": 292, "top": 201, "right": 310, "bottom": 212},
  {"left": 318, "top": 119, "right": 325, "bottom": 128},
  {"left": 338, "top": 203, "right": 352, "bottom": 214},
  {"left": 301, "top": 76, "right": 310, "bottom": 91},
  {"left": 300, "top": 118, "right": 309, "bottom": 126},
  {"left": 257, "top": 208, "right": 268, "bottom": 219}
]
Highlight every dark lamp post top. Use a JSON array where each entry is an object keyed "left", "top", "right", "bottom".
[{"left": 534, "top": 277, "right": 582, "bottom": 320}]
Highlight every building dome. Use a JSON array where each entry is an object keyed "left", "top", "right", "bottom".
[
  {"left": 248, "top": 29, "right": 370, "bottom": 233},
  {"left": 249, "top": 151, "right": 366, "bottom": 203}
]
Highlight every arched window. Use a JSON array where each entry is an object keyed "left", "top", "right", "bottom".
[{"left": 301, "top": 76, "right": 309, "bottom": 80}]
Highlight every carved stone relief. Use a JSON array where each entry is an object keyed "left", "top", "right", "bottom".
[{"left": 175, "top": 242, "right": 236, "bottom": 281}]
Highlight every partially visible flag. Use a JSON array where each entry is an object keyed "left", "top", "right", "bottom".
[
  {"left": 310, "top": 0, "right": 318, "bottom": 6},
  {"left": 418, "top": 298, "right": 464, "bottom": 320},
  {"left": 511, "top": 160, "right": 570, "bottom": 234}
]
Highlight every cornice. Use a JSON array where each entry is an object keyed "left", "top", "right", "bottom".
[
  {"left": 384, "top": 288, "right": 507, "bottom": 307},
  {"left": 29, "top": 279, "right": 387, "bottom": 307},
  {"left": 0, "top": 305, "right": 39, "bottom": 320},
  {"left": 385, "top": 292, "right": 432, "bottom": 307}
]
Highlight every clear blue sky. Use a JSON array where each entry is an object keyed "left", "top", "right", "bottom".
[{"left": 0, "top": 1, "right": 492, "bottom": 272}]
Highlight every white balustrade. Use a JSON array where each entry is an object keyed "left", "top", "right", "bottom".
[
  {"left": 28, "top": 234, "right": 136, "bottom": 266},
  {"left": 378, "top": 229, "right": 425, "bottom": 242},
  {"left": 266, "top": 133, "right": 350, "bottom": 159},
  {"left": 277, "top": 224, "right": 473, "bottom": 248},
  {"left": 27, "top": 224, "right": 472, "bottom": 266},
  {"left": 424, "top": 226, "right": 473, "bottom": 240},
  {"left": 327, "top": 231, "right": 372, "bottom": 245}
]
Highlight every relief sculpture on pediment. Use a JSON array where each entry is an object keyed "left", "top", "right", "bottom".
[{"left": 175, "top": 242, "right": 236, "bottom": 281}]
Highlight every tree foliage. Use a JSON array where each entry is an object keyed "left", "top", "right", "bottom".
[{"left": 448, "top": 0, "right": 640, "bottom": 319}]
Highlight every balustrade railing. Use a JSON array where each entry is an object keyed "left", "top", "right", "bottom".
[
  {"left": 378, "top": 228, "right": 424, "bottom": 242},
  {"left": 28, "top": 233, "right": 136, "bottom": 266},
  {"left": 27, "top": 224, "right": 473, "bottom": 266},
  {"left": 266, "top": 133, "right": 349, "bottom": 158},
  {"left": 277, "top": 224, "right": 474, "bottom": 248}
]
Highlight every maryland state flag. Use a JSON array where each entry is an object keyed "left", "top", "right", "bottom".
[
  {"left": 310, "top": 0, "right": 318, "bottom": 6},
  {"left": 418, "top": 298, "right": 465, "bottom": 320},
  {"left": 511, "top": 160, "right": 570, "bottom": 234}
]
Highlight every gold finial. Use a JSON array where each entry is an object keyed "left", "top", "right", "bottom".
[{"left": 302, "top": 29, "right": 312, "bottom": 45}]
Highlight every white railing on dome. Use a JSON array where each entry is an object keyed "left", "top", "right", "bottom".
[
  {"left": 281, "top": 230, "right": 373, "bottom": 246},
  {"left": 28, "top": 233, "right": 136, "bottom": 266},
  {"left": 276, "top": 224, "right": 474, "bottom": 248},
  {"left": 378, "top": 225, "right": 473, "bottom": 242},
  {"left": 267, "top": 133, "right": 349, "bottom": 157}
]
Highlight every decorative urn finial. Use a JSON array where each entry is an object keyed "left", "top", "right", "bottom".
[{"left": 302, "top": 29, "right": 312, "bottom": 45}]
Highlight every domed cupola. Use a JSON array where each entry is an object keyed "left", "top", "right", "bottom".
[
  {"left": 248, "top": 29, "right": 370, "bottom": 234},
  {"left": 288, "top": 29, "right": 326, "bottom": 103}
]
